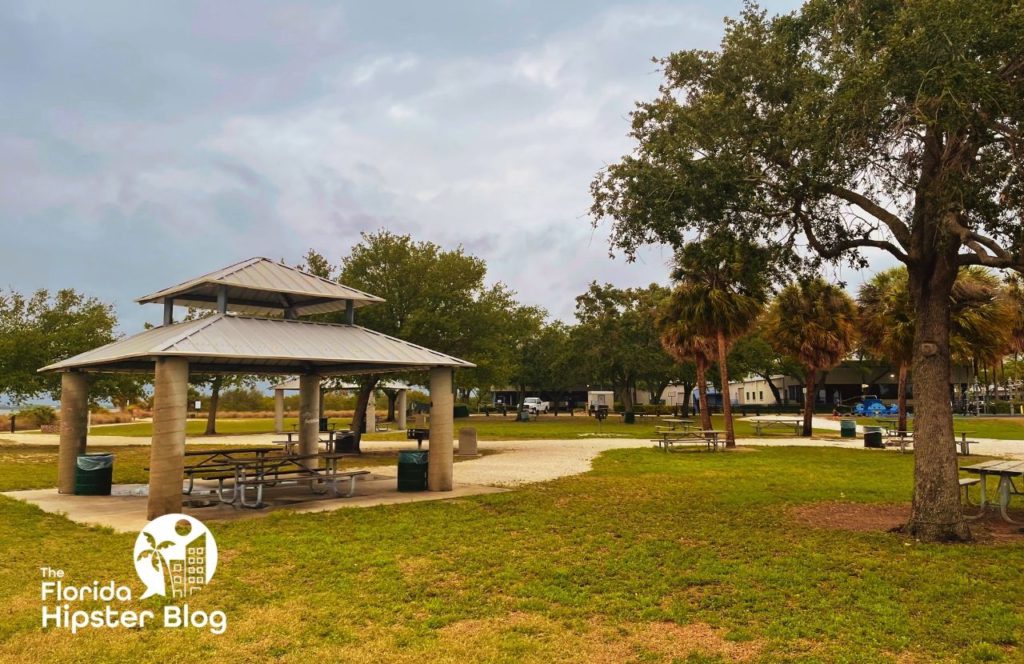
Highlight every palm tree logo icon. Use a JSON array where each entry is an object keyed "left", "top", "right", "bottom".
[{"left": 133, "top": 513, "right": 218, "bottom": 599}]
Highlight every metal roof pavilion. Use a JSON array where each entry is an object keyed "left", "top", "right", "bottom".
[
  {"left": 42, "top": 257, "right": 472, "bottom": 375},
  {"left": 136, "top": 256, "right": 384, "bottom": 317},
  {"left": 40, "top": 314, "right": 473, "bottom": 375},
  {"left": 44, "top": 258, "right": 466, "bottom": 518}
]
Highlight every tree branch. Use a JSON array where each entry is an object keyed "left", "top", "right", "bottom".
[
  {"left": 796, "top": 204, "right": 909, "bottom": 263},
  {"left": 826, "top": 185, "right": 912, "bottom": 249},
  {"left": 946, "top": 213, "right": 1016, "bottom": 267}
]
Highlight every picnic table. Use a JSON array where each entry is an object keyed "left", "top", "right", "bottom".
[
  {"left": 749, "top": 418, "right": 802, "bottom": 436},
  {"left": 961, "top": 459, "right": 1024, "bottom": 524},
  {"left": 232, "top": 452, "right": 366, "bottom": 508},
  {"left": 181, "top": 446, "right": 282, "bottom": 497},
  {"left": 653, "top": 429, "right": 723, "bottom": 452},
  {"left": 954, "top": 430, "right": 979, "bottom": 456},
  {"left": 179, "top": 448, "right": 366, "bottom": 508},
  {"left": 656, "top": 418, "right": 695, "bottom": 433},
  {"left": 275, "top": 429, "right": 354, "bottom": 453},
  {"left": 873, "top": 426, "right": 977, "bottom": 456}
]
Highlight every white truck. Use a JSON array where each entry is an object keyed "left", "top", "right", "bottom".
[{"left": 521, "top": 397, "right": 550, "bottom": 414}]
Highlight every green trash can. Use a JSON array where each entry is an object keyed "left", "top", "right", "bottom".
[
  {"left": 623, "top": 411, "right": 636, "bottom": 424},
  {"left": 840, "top": 419, "right": 857, "bottom": 438},
  {"left": 397, "top": 450, "right": 428, "bottom": 492},
  {"left": 863, "top": 426, "right": 884, "bottom": 449},
  {"left": 74, "top": 453, "right": 114, "bottom": 495}
]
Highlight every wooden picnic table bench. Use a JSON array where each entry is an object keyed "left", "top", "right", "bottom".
[
  {"left": 157, "top": 447, "right": 284, "bottom": 499},
  {"left": 875, "top": 428, "right": 979, "bottom": 456},
  {"left": 234, "top": 452, "right": 367, "bottom": 508},
  {"left": 749, "top": 418, "right": 802, "bottom": 436},
  {"left": 960, "top": 460, "right": 1024, "bottom": 524},
  {"left": 652, "top": 429, "right": 723, "bottom": 452}
]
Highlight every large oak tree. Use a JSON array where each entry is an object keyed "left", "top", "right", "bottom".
[{"left": 591, "top": 0, "right": 1024, "bottom": 540}]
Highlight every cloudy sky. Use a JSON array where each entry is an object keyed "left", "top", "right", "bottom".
[{"left": 1, "top": 0, "right": 826, "bottom": 333}]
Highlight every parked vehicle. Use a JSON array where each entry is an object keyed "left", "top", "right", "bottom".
[
  {"left": 587, "top": 390, "right": 615, "bottom": 414},
  {"left": 522, "top": 397, "right": 550, "bottom": 414}
]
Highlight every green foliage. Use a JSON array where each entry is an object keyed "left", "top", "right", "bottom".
[
  {"left": 453, "top": 404, "right": 471, "bottom": 419},
  {"left": 573, "top": 283, "right": 681, "bottom": 411},
  {"left": 668, "top": 235, "right": 777, "bottom": 341},
  {"left": 0, "top": 288, "right": 141, "bottom": 404},
  {"left": 728, "top": 331, "right": 801, "bottom": 404},
  {"left": 313, "top": 231, "right": 541, "bottom": 394},
  {"left": 765, "top": 278, "right": 858, "bottom": 376},
  {"left": 14, "top": 405, "right": 57, "bottom": 427},
  {"left": 859, "top": 266, "right": 1016, "bottom": 367},
  {"left": 591, "top": 1, "right": 1024, "bottom": 274},
  {"left": 214, "top": 387, "right": 273, "bottom": 412}
]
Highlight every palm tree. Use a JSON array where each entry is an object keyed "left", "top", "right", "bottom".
[
  {"left": 667, "top": 242, "right": 768, "bottom": 447},
  {"left": 765, "top": 278, "right": 858, "bottom": 436},
  {"left": 859, "top": 269, "right": 915, "bottom": 433},
  {"left": 657, "top": 300, "right": 717, "bottom": 433},
  {"left": 1003, "top": 276, "right": 1024, "bottom": 406},
  {"left": 859, "top": 267, "right": 1014, "bottom": 428}
]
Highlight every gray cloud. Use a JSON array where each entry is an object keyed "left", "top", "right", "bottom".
[{"left": 0, "top": 0, "right": 802, "bottom": 332}]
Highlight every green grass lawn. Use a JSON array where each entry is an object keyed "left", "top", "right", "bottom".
[
  {"left": 854, "top": 415, "right": 1024, "bottom": 440},
  {"left": 1, "top": 444, "right": 1022, "bottom": 662},
  {"left": 86, "top": 414, "right": 835, "bottom": 441}
]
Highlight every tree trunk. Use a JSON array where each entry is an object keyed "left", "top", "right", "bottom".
[
  {"left": 681, "top": 381, "right": 694, "bottom": 417},
  {"left": 897, "top": 360, "right": 909, "bottom": 434},
  {"left": 204, "top": 376, "right": 221, "bottom": 436},
  {"left": 384, "top": 389, "right": 398, "bottom": 422},
  {"left": 695, "top": 358, "right": 712, "bottom": 432},
  {"left": 760, "top": 373, "right": 783, "bottom": 405},
  {"left": 801, "top": 369, "right": 815, "bottom": 437},
  {"left": 904, "top": 253, "right": 970, "bottom": 542},
  {"left": 716, "top": 329, "right": 735, "bottom": 447},
  {"left": 619, "top": 380, "right": 635, "bottom": 413},
  {"left": 350, "top": 376, "right": 379, "bottom": 453}
]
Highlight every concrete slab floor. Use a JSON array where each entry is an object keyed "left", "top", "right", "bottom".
[{"left": 1, "top": 474, "right": 508, "bottom": 534}]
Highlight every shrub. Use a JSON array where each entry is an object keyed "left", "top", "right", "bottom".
[
  {"left": 453, "top": 404, "right": 471, "bottom": 418},
  {"left": 16, "top": 405, "right": 58, "bottom": 428}
]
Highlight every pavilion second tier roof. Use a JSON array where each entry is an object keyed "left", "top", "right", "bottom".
[
  {"left": 39, "top": 315, "right": 473, "bottom": 375},
  {"left": 136, "top": 257, "right": 384, "bottom": 317}
]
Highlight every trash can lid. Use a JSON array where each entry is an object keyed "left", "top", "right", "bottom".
[
  {"left": 398, "top": 450, "right": 428, "bottom": 463},
  {"left": 76, "top": 453, "right": 114, "bottom": 470}
]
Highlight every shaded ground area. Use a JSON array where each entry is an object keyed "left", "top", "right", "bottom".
[{"left": 790, "top": 501, "right": 1024, "bottom": 543}]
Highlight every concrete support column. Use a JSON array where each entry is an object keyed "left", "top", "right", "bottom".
[
  {"left": 57, "top": 372, "right": 89, "bottom": 494},
  {"left": 148, "top": 357, "right": 188, "bottom": 519},
  {"left": 396, "top": 390, "right": 407, "bottom": 430},
  {"left": 428, "top": 368, "right": 454, "bottom": 491},
  {"left": 298, "top": 374, "right": 320, "bottom": 459},
  {"left": 274, "top": 389, "right": 284, "bottom": 433}
]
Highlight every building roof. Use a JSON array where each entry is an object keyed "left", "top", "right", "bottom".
[
  {"left": 39, "top": 314, "right": 473, "bottom": 375},
  {"left": 136, "top": 257, "right": 384, "bottom": 317}
]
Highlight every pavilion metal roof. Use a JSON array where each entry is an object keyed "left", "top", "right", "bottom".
[
  {"left": 271, "top": 377, "right": 414, "bottom": 391},
  {"left": 136, "top": 257, "right": 384, "bottom": 317},
  {"left": 39, "top": 315, "right": 473, "bottom": 375}
]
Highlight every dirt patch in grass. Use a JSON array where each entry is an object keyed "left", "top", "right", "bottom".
[
  {"left": 437, "top": 612, "right": 764, "bottom": 662},
  {"left": 791, "top": 501, "right": 1024, "bottom": 542}
]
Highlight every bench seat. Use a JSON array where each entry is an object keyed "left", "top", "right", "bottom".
[{"left": 238, "top": 469, "right": 370, "bottom": 508}]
